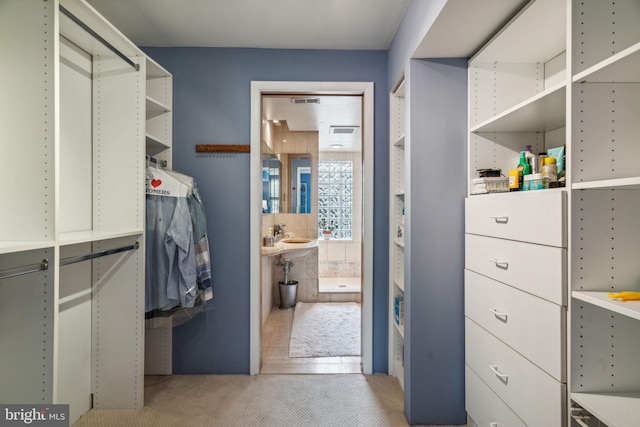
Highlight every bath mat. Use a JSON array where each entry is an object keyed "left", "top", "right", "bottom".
[{"left": 289, "top": 302, "right": 361, "bottom": 357}]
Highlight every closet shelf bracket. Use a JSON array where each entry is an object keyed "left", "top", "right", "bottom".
[
  {"left": 60, "top": 242, "right": 139, "bottom": 267},
  {"left": 0, "top": 259, "right": 49, "bottom": 281}
]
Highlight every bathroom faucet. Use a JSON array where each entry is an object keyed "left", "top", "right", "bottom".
[{"left": 274, "top": 223, "right": 286, "bottom": 242}]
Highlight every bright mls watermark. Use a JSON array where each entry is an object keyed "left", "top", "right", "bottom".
[{"left": 0, "top": 405, "right": 68, "bottom": 427}]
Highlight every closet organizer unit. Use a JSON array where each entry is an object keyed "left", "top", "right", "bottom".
[
  {"left": 388, "top": 76, "right": 405, "bottom": 388},
  {"left": 1, "top": 0, "right": 146, "bottom": 424},
  {"left": 465, "top": 0, "right": 568, "bottom": 425},
  {"left": 569, "top": 1, "right": 640, "bottom": 425},
  {"left": 144, "top": 55, "right": 174, "bottom": 376}
]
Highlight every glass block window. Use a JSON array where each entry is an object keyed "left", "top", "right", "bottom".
[{"left": 318, "top": 160, "right": 353, "bottom": 239}]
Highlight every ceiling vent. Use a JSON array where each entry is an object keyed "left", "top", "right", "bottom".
[
  {"left": 329, "top": 126, "right": 359, "bottom": 135},
  {"left": 290, "top": 97, "right": 320, "bottom": 104}
]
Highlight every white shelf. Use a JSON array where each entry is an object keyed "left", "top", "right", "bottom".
[
  {"left": 473, "top": 0, "right": 566, "bottom": 64},
  {"left": 572, "top": 177, "right": 640, "bottom": 190},
  {"left": 394, "top": 322, "right": 404, "bottom": 338},
  {"left": 393, "top": 79, "right": 405, "bottom": 98},
  {"left": 0, "top": 241, "right": 54, "bottom": 255},
  {"left": 146, "top": 133, "right": 171, "bottom": 149},
  {"left": 573, "top": 41, "right": 640, "bottom": 84},
  {"left": 146, "top": 56, "right": 171, "bottom": 79},
  {"left": 471, "top": 83, "right": 566, "bottom": 133},
  {"left": 394, "top": 359, "right": 405, "bottom": 390},
  {"left": 59, "top": 229, "right": 143, "bottom": 246},
  {"left": 394, "top": 238, "right": 404, "bottom": 248},
  {"left": 394, "top": 135, "right": 405, "bottom": 148},
  {"left": 572, "top": 392, "right": 640, "bottom": 427},
  {"left": 394, "top": 278, "right": 404, "bottom": 293},
  {"left": 146, "top": 96, "right": 171, "bottom": 115},
  {"left": 573, "top": 291, "right": 640, "bottom": 322}
]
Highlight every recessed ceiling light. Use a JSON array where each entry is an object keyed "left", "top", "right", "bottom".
[{"left": 330, "top": 144, "right": 343, "bottom": 149}]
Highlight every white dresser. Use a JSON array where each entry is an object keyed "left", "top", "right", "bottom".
[{"left": 465, "top": 190, "right": 567, "bottom": 426}]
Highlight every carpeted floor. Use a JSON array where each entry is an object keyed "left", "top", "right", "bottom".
[{"left": 74, "top": 374, "right": 417, "bottom": 427}]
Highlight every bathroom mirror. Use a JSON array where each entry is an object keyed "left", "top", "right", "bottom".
[
  {"left": 262, "top": 145, "right": 281, "bottom": 213},
  {"left": 287, "top": 154, "right": 311, "bottom": 214}
]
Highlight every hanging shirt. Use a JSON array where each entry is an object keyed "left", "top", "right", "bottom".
[
  {"left": 145, "top": 167, "right": 198, "bottom": 312},
  {"left": 161, "top": 169, "right": 213, "bottom": 300}
]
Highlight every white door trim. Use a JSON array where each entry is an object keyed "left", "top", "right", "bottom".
[{"left": 250, "top": 81, "right": 374, "bottom": 375}]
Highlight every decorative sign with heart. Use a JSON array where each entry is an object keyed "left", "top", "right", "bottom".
[{"left": 151, "top": 179, "right": 162, "bottom": 188}]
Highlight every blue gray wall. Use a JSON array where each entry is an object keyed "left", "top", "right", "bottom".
[
  {"left": 387, "top": 0, "right": 448, "bottom": 88},
  {"left": 143, "top": 47, "right": 389, "bottom": 374},
  {"left": 403, "top": 58, "right": 467, "bottom": 424}
]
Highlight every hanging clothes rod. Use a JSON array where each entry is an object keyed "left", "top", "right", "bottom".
[
  {"left": 60, "top": 242, "right": 139, "bottom": 267},
  {"left": 0, "top": 259, "right": 49, "bottom": 281},
  {"left": 146, "top": 155, "right": 167, "bottom": 168},
  {"left": 59, "top": 5, "right": 140, "bottom": 72}
]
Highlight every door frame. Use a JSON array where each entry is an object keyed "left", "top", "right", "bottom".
[{"left": 249, "top": 81, "right": 374, "bottom": 375}]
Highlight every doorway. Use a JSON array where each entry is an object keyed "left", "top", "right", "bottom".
[{"left": 249, "top": 81, "right": 374, "bottom": 375}]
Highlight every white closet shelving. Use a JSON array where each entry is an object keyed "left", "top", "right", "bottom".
[
  {"left": 466, "top": 0, "right": 640, "bottom": 425},
  {"left": 1, "top": 0, "right": 148, "bottom": 424},
  {"left": 145, "top": 56, "right": 173, "bottom": 165},
  {"left": 143, "top": 55, "right": 174, "bottom": 376},
  {"left": 465, "top": 0, "right": 568, "bottom": 425},
  {"left": 569, "top": 0, "right": 640, "bottom": 425},
  {"left": 388, "top": 76, "right": 406, "bottom": 389}
]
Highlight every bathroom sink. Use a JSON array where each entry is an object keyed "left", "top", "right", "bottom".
[
  {"left": 278, "top": 237, "right": 317, "bottom": 260},
  {"left": 261, "top": 237, "right": 318, "bottom": 261},
  {"left": 281, "top": 238, "right": 312, "bottom": 244}
]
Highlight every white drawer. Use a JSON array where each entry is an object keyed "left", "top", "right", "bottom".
[
  {"left": 465, "top": 191, "right": 566, "bottom": 247},
  {"left": 465, "top": 269, "right": 566, "bottom": 382},
  {"left": 465, "top": 233, "right": 567, "bottom": 305},
  {"left": 466, "top": 365, "right": 526, "bottom": 427},
  {"left": 466, "top": 318, "right": 566, "bottom": 427}
]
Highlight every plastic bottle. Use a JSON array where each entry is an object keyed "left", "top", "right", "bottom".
[
  {"left": 525, "top": 145, "right": 538, "bottom": 173},
  {"left": 517, "top": 151, "right": 531, "bottom": 177},
  {"left": 541, "top": 156, "right": 558, "bottom": 188}
]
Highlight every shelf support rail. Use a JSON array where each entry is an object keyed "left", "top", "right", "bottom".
[
  {"left": 60, "top": 242, "right": 139, "bottom": 267},
  {"left": 59, "top": 5, "right": 140, "bottom": 72},
  {"left": 0, "top": 259, "right": 49, "bottom": 280}
]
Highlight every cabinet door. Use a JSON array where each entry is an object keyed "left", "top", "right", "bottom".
[
  {"left": 465, "top": 269, "right": 565, "bottom": 381},
  {"left": 466, "top": 318, "right": 566, "bottom": 427},
  {"left": 465, "top": 191, "right": 566, "bottom": 247},
  {"left": 465, "top": 233, "right": 566, "bottom": 305}
]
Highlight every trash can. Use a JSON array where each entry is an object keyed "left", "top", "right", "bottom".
[{"left": 279, "top": 280, "right": 298, "bottom": 310}]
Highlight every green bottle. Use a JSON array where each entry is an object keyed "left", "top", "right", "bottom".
[{"left": 518, "top": 151, "right": 531, "bottom": 175}]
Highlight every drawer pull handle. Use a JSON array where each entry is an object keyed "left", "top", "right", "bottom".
[
  {"left": 489, "top": 365, "right": 509, "bottom": 384},
  {"left": 489, "top": 215, "right": 508, "bottom": 224},
  {"left": 489, "top": 423, "right": 499, "bottom": 427},
  {"left": 489, "top": 258, "right": 509, "bottom": 270},
  {"left": 489, "top": 308, "right": 508, "bottom": 322}
]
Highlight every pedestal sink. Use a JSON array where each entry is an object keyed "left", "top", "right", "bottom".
[{"left": 261, "top": 237, "right": 318, "bottom": 260}]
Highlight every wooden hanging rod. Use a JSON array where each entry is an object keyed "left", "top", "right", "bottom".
[{"left": 196, "top": 144, "right": 250, "bottom": 153}]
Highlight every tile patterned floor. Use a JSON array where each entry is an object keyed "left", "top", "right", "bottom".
[
  {"left": 261, "top": 305, "right": 362, "bottom": 374},
  {"left": 318, "top": 277, "right": 361, "bottom": 293}
]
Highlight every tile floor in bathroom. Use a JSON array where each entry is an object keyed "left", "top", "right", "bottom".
[{"left": 261, "top": 305, "right": 362, "bottom": 374}]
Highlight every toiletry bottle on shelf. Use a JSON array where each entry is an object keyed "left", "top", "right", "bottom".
[
  {"left": 525, "top": 145, "right": 538, "bottom": 173},
  {"left": 508, "top": 169, "right": 520, "bottom": 191},
  {"left": 516, "top": 151, "right": 531, "bottom": 190},
  {"left": 541, "top": 156, "right": 558, "bottom": 188}
]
